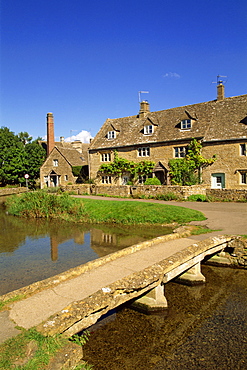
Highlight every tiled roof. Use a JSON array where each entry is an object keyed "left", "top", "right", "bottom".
[
  {"left": 89, "top": 94, "right": 247, "bottom": 150},
  {"left": 56, "top": 147, "right": 87, "bottom": 166}
]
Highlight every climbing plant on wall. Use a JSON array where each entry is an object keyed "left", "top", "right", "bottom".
[
  {"left": 169, "top": 138, "right": 216, "bottom": 186},
  {"left": 99, "top": 150, "right": 155, "bottom": 180}
]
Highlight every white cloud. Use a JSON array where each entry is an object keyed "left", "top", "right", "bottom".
[
  {"left": 163, "top": 72, "right": 181, "bottom": 79},
  {"left": 64, "top": 130, "right": 93, "bottom": 143}
]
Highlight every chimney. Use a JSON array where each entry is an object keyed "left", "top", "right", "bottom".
[
  {"left": 60, "top": 136, "right": 64, "bottom": 143},
  {"left": 139, "top": 100, "right": 150, "bottom": 117},
  {"left": 47, "top": 113, "right": 55, "bottom": 155},
  {"left": 217, "top": 82, "right": 225, "bottom": 101}
]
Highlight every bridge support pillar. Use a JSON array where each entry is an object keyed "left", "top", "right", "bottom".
[
  {"left": 131, "top": 284, "right": 168, "bottom": 313},
  {"left": 206, "top": 250, "right": 231, "bottom": 266},
  {"left": 175, "top": 261, "right": 205, "bottom": 286}
]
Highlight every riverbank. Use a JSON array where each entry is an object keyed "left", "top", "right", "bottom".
[{"left": 5, "top": 191, "right": 206, "bottom": 225}]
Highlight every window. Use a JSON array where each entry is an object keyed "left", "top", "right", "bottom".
[
  {"left": 174, "top": 146, "right": 187, "bottom": 158},
  {"left": 138, "top": 147, "right": 150, "bottom": 157},
  {"left": 144, "top": 125, "right": 153, "bottom": 135},
  {"left": 138, "top": 175, "right": 147, "bottom": 184},
  {"left": 53, "top": 159, "right": 58, "bottom": 166},
  {"left": 64, "top": 175, "right": 68, "bottom": 181},
  {"left": 102, "top": 175, "right": 112, "bottom": 184},
  {"left": 101, "top": 153, "right": 111, "bottom": 162},
  {"left": 240, "top": 172, "right": 247, "bottom": 184},
  {"left": 240, "top": 144, "right": 246, "bottom": 156},
  {"left": 107, "top": 131, "right": 116, "bottom": 140},
  {"left": 181, "top": 119, "right": 192, "bottom": 129}
]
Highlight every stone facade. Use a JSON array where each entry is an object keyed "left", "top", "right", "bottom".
[{"left": 88, "top": 86, "right": 247, "bottom": 190}]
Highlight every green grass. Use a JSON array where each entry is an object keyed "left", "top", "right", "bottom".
[
  {"left": 0, "top": 295, "right": 26, "bottom": 311},
  {"left": 6, "top": 191, "right": 206, "bottom": 225},
  {"left": 0, "top": 328, "right": 91, "bottom": 370}
]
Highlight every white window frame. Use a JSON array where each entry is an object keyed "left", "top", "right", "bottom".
[
  {"left": 53, "top": 159, "right": 58, "bottom": 166},
  {"left": 181, "top": 119, "right": 192, "bottom": 130},
  {"left": 107, "top": 131, "right": 116, "bottom": 140},
  {"left": 240, "top": 172, "right": 247, "bottom": 184},
  {"left": 101, "top": 153, "right": 111, "bottom": 162},
  {"left": 138, "top": 147, "right": 150, "bottom": 157},
  {"left": 144, "top": 124, "right": 153, "bottom": 135},
  {"left": 240, "top": 144, "right": 246, "bottom": 156},
  {"left": 101, "top": 175, "right": 112, "bottom": 184},
  {"left": 64, "top": 175, "right": 68, "bottom": 181},
  {"left": 174, "top": 146, "right": 187, "bottom": 158}
]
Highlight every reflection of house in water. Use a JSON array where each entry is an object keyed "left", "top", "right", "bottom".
[{"left": 49, "top": 232, "right": 85, "bottom": 261}]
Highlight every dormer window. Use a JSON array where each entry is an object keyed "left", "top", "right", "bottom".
[
  {"left": 144, "top": 124, "right": 154, "bottom": 135},
  {"left": 107, "top": 131, "right": 116, "bottom": 140},
  {"left": 53, "top": 159, "right": 58, "bottom": 166},
  {"left": 181, "top": 119, "right": 192, "bottom": 130}
]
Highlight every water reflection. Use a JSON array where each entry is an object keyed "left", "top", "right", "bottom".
[{"left": 0, "top": 206, "right": 172, "bottom": 295}]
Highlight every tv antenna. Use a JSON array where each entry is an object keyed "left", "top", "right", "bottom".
[
  {"left": 212, "top": 75, "right": 228, "bottom": 85},
  {"left": 70, "top": 130, "right": 78, "bottom": 141},
  {"left": 138, "top": 91, "right": 149, "bottom": 103}
]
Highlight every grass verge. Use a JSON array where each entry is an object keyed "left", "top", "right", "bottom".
[{"left": 6, "top": 191, "right": 206, "bottom": 225}]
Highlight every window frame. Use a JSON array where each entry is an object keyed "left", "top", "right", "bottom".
[
  {"left": 181, "top": 119, "right": 192, "bottom": 130},
  {"left": 53, "top": 159, "right": 58, "bottom": 166},
  {"left": 138, "top": 147, "right": 150, "bottom": 157},
  {"left": 174, "top": 146, "right": 187, "bottom": 158},
  {"left": 101, "top": 153, "right": 111, "bottom": 162},
  {"left": 240, "top": 144, "right": 246, "bottom": 156},
  {"left": 107, "top": 131, "right": 116, "bottom": 140},
  {"left": 144, "top": 124, "right": 154, "bottom": 135},
  {"left": 240, "top": 172, "right": 247, "bottom": 184},
  {"left": 101, "top": 175, "right": 112, "bottom": 184}
]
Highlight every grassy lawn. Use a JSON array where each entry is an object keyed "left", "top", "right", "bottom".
[{"left": 6, "top": 192, "right": 206, "bottom": 225}]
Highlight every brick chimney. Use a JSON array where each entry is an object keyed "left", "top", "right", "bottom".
[
  {"left": 217, "top": 82, "right": 225, "bottom": 101},
  {"left": 139, "top": 100, "right": 150, "bottom": 117},
  {"left": 47, "top": 113, "right": 55, "bottom": 155}
]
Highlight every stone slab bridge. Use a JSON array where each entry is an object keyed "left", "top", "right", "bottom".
[{"left": 1, "top": 230, "right": 242, "bottom": 341}]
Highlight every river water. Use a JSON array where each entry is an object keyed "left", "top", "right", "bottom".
[
  {"left": 83, "top": 265, "right": 247, "bottom": 369},
  {"left": 0, "top": 205, "right": 171, "bottom": 295}
]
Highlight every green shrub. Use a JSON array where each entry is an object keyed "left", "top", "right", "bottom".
[
  {"left": 187, "top": 194, "right": 207, "bottom": 202},
  {"left": 144, "top": 177, "right": 161, "bottom": 185},
  {"left": 155, "top": 193, "right": 179, "bottom": 201}
]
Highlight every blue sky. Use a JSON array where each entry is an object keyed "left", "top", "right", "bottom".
[{"left": 1, "top": 0, "right": 247, "bottom": 142}]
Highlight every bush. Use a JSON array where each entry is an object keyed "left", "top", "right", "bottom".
[
  {"left": 155, "top": 193, "right": 179, "bottom": 201},
  {"left": 187, "top": 194, "right": 207, "bottom": 202},
  {"left": 144, "top": 177, "right": 161, "bottom": 185}
]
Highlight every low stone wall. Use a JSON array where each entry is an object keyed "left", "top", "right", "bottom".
[
  {"left": 130, "top": 184, "right": 207, "bottom": 199},
  {"left": 207, "top": 189, "right": 247, "bottom": 202},
  {"left": 60, "top": 184, "right": 247, "bottom": 202},
  {"left": 0, "top": 187, "right": 27, "bottom": 203}
]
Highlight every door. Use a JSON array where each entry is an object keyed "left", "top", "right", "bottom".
[{"left": 211, "top": 173, "right": 225, "bottom": 189}]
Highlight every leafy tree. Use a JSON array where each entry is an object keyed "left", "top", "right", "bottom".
[
  {"left": 169, "top": 139, "right": 216, "bottom": 186},
  {"left": 0, "top": 127, "right": 46, "bottom": 187}
]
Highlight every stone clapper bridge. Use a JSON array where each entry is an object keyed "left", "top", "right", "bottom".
[{"left": 1, "top": 229, "right": 241, "bottom": 341}]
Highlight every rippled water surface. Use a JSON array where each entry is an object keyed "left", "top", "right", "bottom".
[{"left": 0, "top": 205, "right": 172, "bottom": 295}]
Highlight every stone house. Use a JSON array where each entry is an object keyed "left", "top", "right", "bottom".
[
  {"left": 88, "top": 84, "right": 247, "bottom": 189},
  {"left": 40, "top": 113, "right": 89, "bottom": 189}
]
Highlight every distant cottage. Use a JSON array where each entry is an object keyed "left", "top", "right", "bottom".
[
  {"left": 40, "top": 113, "right": 89, "bottom": 188},
  {"left": 88, "top": 83, "right": 247, "bottom": 189}
]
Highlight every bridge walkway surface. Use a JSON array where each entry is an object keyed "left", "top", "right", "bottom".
[{"left": 1, "top": 236, "right": 200, "bottom": 343}]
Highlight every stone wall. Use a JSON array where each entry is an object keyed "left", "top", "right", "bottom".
[
  {"left": 60, "top": 184, "right": 247, "bottom": 202},
  {"left": 206, "top": 189, "right": 247, "bottom": 202},
  {"left": 0, "top": 187, "right": 27, "bottom": 202}
]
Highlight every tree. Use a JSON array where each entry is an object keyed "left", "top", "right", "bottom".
[
  {"left": 169, "top": 139, "right": 216, "bottom": 186},
  {"left": 0, "top": 127, "right": 46, "bottom": 187}
]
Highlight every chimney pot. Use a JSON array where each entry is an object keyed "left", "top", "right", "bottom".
[
  {"left": 217, "top": 83, "right": 225, "bottom": 101},
  {"left": 139, "top": 100, "right": 150, "bottom": 117}
]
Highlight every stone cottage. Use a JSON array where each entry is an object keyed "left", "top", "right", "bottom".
[
  {"left": 40, "top": 113, "right": 89, "bottom": 188},
  {"left": 88, "top": 83, "right": 247, "bottom": 189}
]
